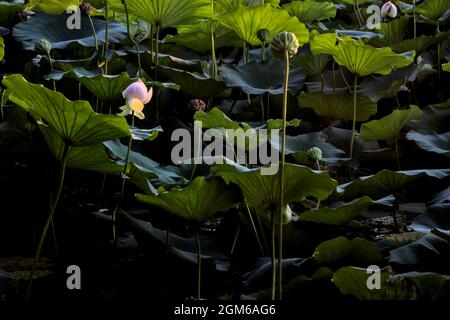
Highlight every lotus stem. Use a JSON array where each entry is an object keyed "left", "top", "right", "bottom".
[
  {"left": 276, "top": 49, "right": 290, "bottom": 300},
  {"left": 413, "top": 0, "right": 416, "bottom": 39},
  {"left": 395, "top": 135, "right": 401, "bottom": 170},
  {"left": 112, "top": 113, "right": 134, "bottom": 244},
  {"left": 245, "top": 203, "right": 265, "bottom": 256},
  {"left": 195, "top": 231, "right": 202, "bottom": 300},
  {"left": 26, "top": 143, "right": 70, "bottom": 300},
  {"left": 262, "top": 42, "right": 266, "bottom": 62},
  {"left": 349, "top": 74, "right": 358, "bottom": 159},
  {"left": 437, "top": 21, "right": 441, "bottom": 80},
  {"left": 104, "top": 0, "right": 109, "bottom": 74},
  {"left": 122, "top": 0, "right": 142, "bottom": 78},
  {"left": 230, "top": 221, "right": 241, "bottom": 256},
  {"left": 260, "top": 95, "right": 265, "bottom": 124},
  {"left": 270, "top": 211, "right": 276, "bottom": 300},
  {"left": 155, "top": 25, "right": 160, "bottom": 80},
  {"left": 332, "top": 61, "right": 336, "bottom": 93},
  {"left": 87, "top": 14, "right": 99, "bottom": 52},
  {"left": 210, "top": 24, "right": 217, "bottom": 79},
  {"left": 165, "top": 228, "right": 170, "bottom": 254},
  {"left": 46, "top": 52, "right": 56, "bottom": 91}
]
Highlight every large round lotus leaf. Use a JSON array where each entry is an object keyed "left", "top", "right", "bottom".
[
  {"left": 406, "top": 130, "right": 450, "bottom": 157},
  {"left": 13, "top": 12, "right": 126, "bottom": 51},
  {"left": 165, "top": 22, "right": 242, "bottom": 54},
  {"left": 415, "top": 0, "right": 450, "bottom": 23},
  {"left": 217, "top": 4, "right": 309, "bottom": 46},
  {"left": 310, "top": 30, "right": 415, "bottom": 77},
  {"left": 409, "top": 105, "right": 450, "bottom": 134},
  {"left": 270, "top": 131, "right": 347, "bottom": 164},
  {"left": 136, "top": 177, "right": 240, "bottom": 222},
  {"left": 109, "top": 0, "right": 212, "bottom": 29},
  {"left": 215, "top": 0, "right": 280, "bottom": 15},
  {"left": 360, "top": 105, "right": 422, "bottom": 142},
  {"left": 219, "top": 60, "right": 305, "bottom": 95},
  {"left": 299, "top": 91, "right": 377, "bottom": 121},
  {"left": 283, "top": 0, "right": 336, "bottom": 23},
  {"left": 0, "top": 1, "right": 24, "bottom": 27}
]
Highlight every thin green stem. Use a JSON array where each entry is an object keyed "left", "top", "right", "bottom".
[
  {"left": 413, "top": 0, "right": 416, "bottom": 39},
  {"left": 87, "top": 14, "right": 99, "bottom": 52},
  {"left": 103, "top": 0, "right": 109, "bottom": 74},
  {"left": 260, "top": 95, "right": 265, "bottom": 124},
  {"left": 230, "top": 222, "right": 241, "bottom": 256},
  {"left": 122, "top": 0, "right": 142, "bottom": 78},
  {"left": 271, "top": 212, "right": 276, "bottom": 300},
  {"left": 210, "top": 23, "right": 217, "bottom": 79},
  {"left": 276, "top": 50, "right": 290, "bottom": 301},
  {"left": 155, "top": 25, "right": 160, "bottom": 80},
  {"left": 26, "top": 143, "right": 70, "bottom": 300},
  {"left": 395, "top": 135, "right": 401, "bottom": 170},
  {"left": 112, "top": 114, "right": 134, "bottom": 243},
  {"left": 195, "top": 231, "right": 202, "bottom": 300},
  {"left": 262, "top": 42, "right": 266, "bottom": 63},
  {"left": 245, "top": 204, "right": 265, "bottom": 256},
  {"left": 46, "top": 52, "right": 56, "bottom": 91},
  {"left": 349, "top": 74, "right": 358, "bottom": 159}
]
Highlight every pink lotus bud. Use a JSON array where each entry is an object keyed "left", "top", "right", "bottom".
[
  {"left": 80, "top": 2, "right": 91, "bottom": 16},
  {"left": 398, "top": 85, "right": 410, "bottom": 92},
  {"left": 187, "top": 99, "right": 206, "bottom": 112},
  {"left": 381, "top": 2, "right": 397, "bottom": 18}
]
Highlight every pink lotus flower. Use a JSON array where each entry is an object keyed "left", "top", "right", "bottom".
[
  {"left": 119, "top": 79, "right": 153, "bottom": 120},
  {"left": 381, "top": 2, "right": 398, "bottom": 18}
]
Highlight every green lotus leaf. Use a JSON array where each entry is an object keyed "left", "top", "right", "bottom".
[
  {"left": 360, "top": 105, "right": 422, "bottom": 142},
  {"left": 333, "top": 267, "right": 450, "bottom": 300},
  {"left": 391, "top": 33, "right": 450, "bottom": 55},
  {"left": 215, "top": 0, "right": 280, "bottom": 15},
  {"left": 270, "top": 131, "right": 347, "bottom": 164},
  {"left": 266, "top": 118, "right": 301, "bottom": 130},
  {"left": 390, "top": 232, "right": 450, "bottom": 272},
  {"left": 46, "top": 68, "right": 178, "bottom": 102},
  {"left": 0, "top": 37, "right": 4, "bottom": 61},
  {"left": 159, "top": 65, "right": 228, "bottom": 99},
  {"left": 0, "top": 1, "right": 24, "bottom": 27},
  {"left": 28, "top": 0, "right": 79, "bottom": 14},
  {"left": 299, "top": 91, "right": 377, "bottom": 121},
  {"left": 194, "top": 107, "right": 241, "bottom": 130},
  {"left": 109, "top": 0, "right": 212, "bottom": 29},
  {"left": 217, "top": 4, "right": 309, "bottom": 46},
  {"left": 283, "top": 0, "right": 337, "bottom": 23},
  {"left": 300, "top": 196, "right": 373, "bottom": 226},
  {"left": 39, "top": 125, "right": 122, "bottom": 174},
  {"left": 310, "top": 31, "right": 415, "bottom": 77},
  {"left": 165, "top": 22, "right": 241, "bottom": 54},
  {"left": 443, "top": 61, "right": 450, "bottom": 72},
  {"left": 415, "top": 0, "right": 450, "bottom": 23},
  {"left": 313, "top": 236, "right": 383, "bottom": 265},
  {"left": 212, "top": 162, "right": 337, "bottom": 211},
  {"left": 219, "top": 60, "right": 306, "bottom": 95},
  {"left": 406, "top": 130, "right": 450, "bottom": 157},
  {"left": 409, "top": 105, "right": 450, "bottom": 134},
  {"left": 410, "top": 204, "right": 450, "bottom": 236},
  {"left": 136, "top": 176, "right": 240, "bottom": 222},
  {"left": 104, "top": 139, "right": 183, "bottom": 186},
  {"left": 2, "top": 74, "right": 130, "bottom": 146},
  {"left": 339, "top": 169, "right": 450, "bottom": 200},
  {"left": 13, "top": 12, "right": 126, "bottom": 51},
  {"left": 291, "top": 50, "right": 330, "bottom": 77}
]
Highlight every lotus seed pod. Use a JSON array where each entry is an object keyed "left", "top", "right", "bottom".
[
  {"left": 275, "top": 205, "right": 293, "bottom": 225},
  {"left": 256, "top": 29, "right": 271, "bottom": 43},
  {"left": 381, "top": 2, "right": 397, "bottom": 18},
  {"left": 307, "top": 147, "right": 322, "bottom": 161},
  {"left": 269, "top": 32, "right": 299, "bottom": 60},
  {"left": 34, "top": 39, "right": 52, "bottom": 54}
]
